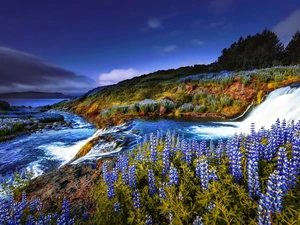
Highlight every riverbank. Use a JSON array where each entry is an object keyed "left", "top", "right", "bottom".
[{"left": 0, "top": 107, "right": 73, "bottom": 142}]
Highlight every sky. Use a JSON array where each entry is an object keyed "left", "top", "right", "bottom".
[{"left": 0, "top": 0, "right": 300, "bottom": 94}]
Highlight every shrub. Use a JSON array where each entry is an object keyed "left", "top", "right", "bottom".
[
  {"left": 158, "top": 100, "right": 176, "bottom": 113},
  {"left": 179, "top": 103, "right": 194, "bottom": 113},
  {"left": 193, "top": 105, "right": 206, "bottom": 113},
  {"left": 175, "top": 91, "right": 192, "bottom": 106},
  {"left": 128, "top": 104, "right": 140, "bottom": 114},
  {"left": 220, "top": 96, "right": 233, "bottom": 107},
  {"left": 138, "top": 99, "right": 158, "bottom": 114}
]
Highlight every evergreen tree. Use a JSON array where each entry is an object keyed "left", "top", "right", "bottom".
[
  {"left": 217, "top": 29, "right": 285, "bottom": 71},
  {"left": 286, "top": 31, "right": 300, "bottom": 64}
]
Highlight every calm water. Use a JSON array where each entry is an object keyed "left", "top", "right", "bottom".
[{"left": 1, "top": 99, "right": 67, "bottom": 107}]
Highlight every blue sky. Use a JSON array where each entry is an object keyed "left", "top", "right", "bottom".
[{"left": 0, "top": 0, "right": 300, "bottom": 93}]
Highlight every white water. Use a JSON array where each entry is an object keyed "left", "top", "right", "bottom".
[{"left": 192, "top": 86, "right": 300, "bottom": 137}]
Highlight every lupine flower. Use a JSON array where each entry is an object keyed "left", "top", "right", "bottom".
[
  {"left": 145, "top": 215, "right": 153, "bottom": 224},
  {"left": 227, "top": 135, "right": 243, "bottom": 181},
  {"left": 114, "top": 202, "right": 121, "bottom": 213},
  {"left": 148, "top": 169, "right": 156, "bottom": 195},
  {"left": 193, "top": 216, "right": 203, "bottom": 225},
  {"left": 128, "top": 165, "right": 137, "bottom": 189},
  {"left": 162, "top": 134, "right": 171, "bottom": 176},
  {"left": 169, "top": 166, "right": 179, "bottom": 186},
  {"left": 102, "top": 163, "right": 108, "bottom": 182},
  {"left": 158, "top": 187, "right": 166, "bottom": 204},
  {"left": 122, "top": 171, "right": 129, "bottom": 185},
  {"left": 132, "top": 190, "right": 141, "bottom": 209},
  {"left": 247, "top": 141, "right": 261, "bottom": 199},
  {"left": 83, "top": 210, "right": 88, "bottom": 220},
  {"left": 207, "top": 202, "right": 215, "bottom": 211},
  {"left": 150, "top": 133, "right": 158, "bottom": 164},
  {"left": 197, "top": 158, "right": 209, "bottom": 191}
]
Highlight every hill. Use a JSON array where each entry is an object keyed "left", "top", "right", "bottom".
[
  {"left": 54, "top": 65, "right": 300, "bottom": 129},
  {"left": 0, "top": 91, "right": 76, "bottom": 99}
]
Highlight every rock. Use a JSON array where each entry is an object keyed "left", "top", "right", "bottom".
[
  {"left": 159, "top": 106, "right": 167, "bottom": 115},
  {"left": 53, "top": 122, "right": 59, "bottom": 126},
  {"left": 0, "top": 100, "right": 10, "bottom": 110}
]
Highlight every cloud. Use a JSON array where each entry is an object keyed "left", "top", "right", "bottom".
[
  {"left": 147, "top": 17, "right": 163, "bottom": 29},
  {"left": 209, "top": 0, "right": 235, "bottom": 13},
  {"left": 273, "top": 8, "right": 300, "bottom": 45},
  {"left": 98, "top": 68, "right": 148, "bottom": 86},
  {"left": 209, "top": 21, "right": 225, "bottom": 29},
  {"left": 190, "top": 39, "right": 204, "bottom": 46},
  {"left": 0, "top": 47, "right": 95, "bottom": 94},
  {"left": 161, "top": 45, "right": 177, "bottom": 53}
]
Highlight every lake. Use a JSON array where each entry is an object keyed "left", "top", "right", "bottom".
[{"left": 1, "top": 99, "right": 68, "bottom": 107}]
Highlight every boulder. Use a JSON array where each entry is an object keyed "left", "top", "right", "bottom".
[{"left": 0, "top": 100, "right": 10, "bottom": 110}]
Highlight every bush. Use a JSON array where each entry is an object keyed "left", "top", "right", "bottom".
[
  {"left": 138, "top": 99, "right": 158, "bottom": 114},
  {"left": 179, "top": 103, "right": 194, "bottom": 113},
  {"left": 175, "top": 91, "right": 193, "bottom": 106},
  {"left": 220, "top": 96, "right": 233, "bottom": 107},
  {"left": 193, "top": 105, "right": 206, "bottom": 113},
  {"left": 128, "top": 104, "right": 140, "bottom": 114},
  {"left": 158, "top": 100, "right": 176, "bottom": 113}
]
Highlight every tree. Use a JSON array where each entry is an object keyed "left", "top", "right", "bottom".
[
  {"left": 216, "top": 29, "right": 285, "bottom": 71},
  {"left": 285, "top": 31, "right": 300, "bottom": 64}
]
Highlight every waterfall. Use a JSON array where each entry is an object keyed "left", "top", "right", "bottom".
[{"left": 242, "top": 86, "right": 300, "bottom": 130}]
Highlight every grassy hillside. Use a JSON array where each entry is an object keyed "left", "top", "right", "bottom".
[{"left": 54, "top": 65, "right": 300, "bottom": 128}]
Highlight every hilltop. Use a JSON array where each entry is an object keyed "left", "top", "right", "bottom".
[{"left": 0, "top": 91, "right": 76, "bottom": 99}]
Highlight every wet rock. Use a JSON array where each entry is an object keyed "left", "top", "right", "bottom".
[
  {"left": 0, "top": 100, "right": 10, "bottom": 110},
  {"left": 23, "top": 162, "right": 105, "bottom": 218}
]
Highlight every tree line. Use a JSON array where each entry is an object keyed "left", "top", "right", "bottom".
[{"left": 216, "top": 29, "right": 300, "bottom": 71}]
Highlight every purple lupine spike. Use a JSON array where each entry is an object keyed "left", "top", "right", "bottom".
[
  {"left": 158, "top": 187, "right": 166, "bottom": 204},
  {"left": 162, "top": 134, "right": 171, "bottom": 176},
  {"left": 145, "top": 215, "right": 153, "bottom": 225},
  {"left": 132, "top": 190, "right": 141, "bottom": 209},
  {"left": 102, "top": 162, "right": 108, "bottom": 182},
  {"left": 247, "top": 141, "right": 261, "bottom": 199},
  {"left": 193, "top": 216, "right": 204, "bottom": 225},
  {"left": 227, "top": 134, "right": 243, "bottom": 182},
  {"left": 198, "top": 158, "right": 209, "bottom": 190},
  {"left": 150, "top": 133, "right": 158, "bottom": 164},
  {"left": 114, "top": 202, "right": 121, "bottom": 213},
  {"left": 169, "top": 166, "right": 179, "bottom": 186},
  {"left": 128, "top": 165, "right": 137, "bottom": 189},
  {"left": 148, "top": 169, "right": 156, "bottom": 195}
]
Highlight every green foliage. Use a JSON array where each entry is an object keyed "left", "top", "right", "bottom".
[
  {"left": 285, "top": 31, "right": 300, "bottom": 65},
  {"left": 90, "top": 131, "right": 300, "bottom": 225},
  {"left": 193, "top": 105, "right": 206, "bottom": 113},
  {"left": 138, "top": 99, "right": 158, "bottom": 114},
  {"left": 157, "top": 100, "right": 176, "bottom": 113},
  {"left": 217, "top": 29, "right": 285, "bottom": 71},
  {"left": 175, "top": 91, "right": 193, "bottom": 106},
  {"left": 178, "top": 103, "right": 194, "bottom": 113},
  {"left": 220, "top": 96, "right": 233, "bottom": 107}
]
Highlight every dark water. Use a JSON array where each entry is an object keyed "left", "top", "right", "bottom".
[{"left": 1, "top": 99, "right": 67, "bottom": 107}]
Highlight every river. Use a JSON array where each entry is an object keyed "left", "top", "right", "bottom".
[{"left": 1, "top": 86, "right": 300, "bottom": 179}]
